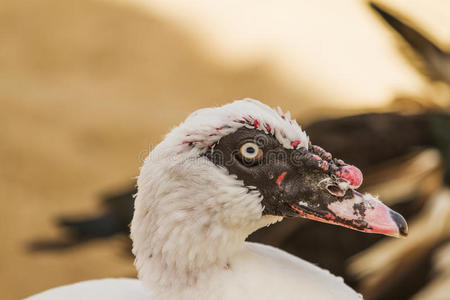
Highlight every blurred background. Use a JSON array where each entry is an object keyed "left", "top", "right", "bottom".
[{"left": 1, "top": 0, "right": 450, "bottom": 299}]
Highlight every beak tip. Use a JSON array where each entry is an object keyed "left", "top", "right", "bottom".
[{"left": 389, "top": 210, "right": 408, "bottom": 237}]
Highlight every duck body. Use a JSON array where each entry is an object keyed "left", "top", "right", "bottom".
[
  {"left": 150, "top": 242, "right": 362, "bottom": 300},
  {"left": 28, "top": 242, "right": 360, "bottom": 300},
  {"left": 191, "top": 242, "right": 361, "bottom": 300}
]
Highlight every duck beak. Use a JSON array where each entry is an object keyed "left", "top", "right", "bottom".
[
  {"left": 283, "top": 145, "right": 408, "bottom": 237},
  {"left": 290, "top": 190, "right": 408, "bottom": 237}
]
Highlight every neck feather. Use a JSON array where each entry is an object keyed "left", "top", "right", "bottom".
[{"left": 131, "top": 153, "right": 280, "bottom": 292}]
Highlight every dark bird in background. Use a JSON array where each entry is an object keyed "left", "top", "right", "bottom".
[
  {"left": 29, "top": 187, "right": 135, "bottom": 250},
  {"left": 29, "top": 2, "right": 450, "bottom": 300}
]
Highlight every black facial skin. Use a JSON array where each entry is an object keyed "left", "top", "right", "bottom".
[{"left": 204, "top": 128, "right": 364, "bottom": 227}]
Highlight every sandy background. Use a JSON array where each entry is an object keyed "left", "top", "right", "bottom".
[{"left": 1, "top": 0, "right": 448, "bottom": 299}]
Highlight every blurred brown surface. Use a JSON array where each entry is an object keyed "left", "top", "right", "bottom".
[{"left": 0, "top": 0, "right": 321, "bottom": 299}]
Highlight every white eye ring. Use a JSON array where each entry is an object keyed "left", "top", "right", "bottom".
[{"left": 240, "top": 142, "right": 262, "bottom": 160}]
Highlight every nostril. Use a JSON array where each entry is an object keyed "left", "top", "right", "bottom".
[{"left": 326, "top": 185, "right": 346, "bottom": 197}]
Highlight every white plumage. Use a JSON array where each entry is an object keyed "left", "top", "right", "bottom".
[{"left": 28, "top": 99, "right": 364, "bottom": 300}]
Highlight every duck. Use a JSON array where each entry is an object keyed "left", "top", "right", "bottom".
[{"left": 27, "top": 99, "right": 408, "bottom": 300}]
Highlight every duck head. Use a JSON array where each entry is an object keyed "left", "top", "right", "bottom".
[
  {"left": 136, "top": 99, "right": 407, "bottom": 239},
  {"left": 206, "top": 126, "right": 407, "bottom": 237}
]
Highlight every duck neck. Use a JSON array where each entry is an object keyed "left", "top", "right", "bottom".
[
  {"left": 131, "top": 154, "right": 282, "bottom": 293},
  {"left": 131, "top": 193, "right": 280, "bottom": 293}
]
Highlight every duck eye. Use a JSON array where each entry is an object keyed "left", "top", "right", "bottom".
[{"left": 240, "top": 142, "right": 263, "bottom": 160}]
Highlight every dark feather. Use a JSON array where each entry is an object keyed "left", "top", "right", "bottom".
[{"left": 370, "top": 2, "right": 450, "bottom": 84}]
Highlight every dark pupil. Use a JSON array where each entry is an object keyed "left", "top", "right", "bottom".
[{"left": 246, "top": 146, "right": 256, "bottom": 154}]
